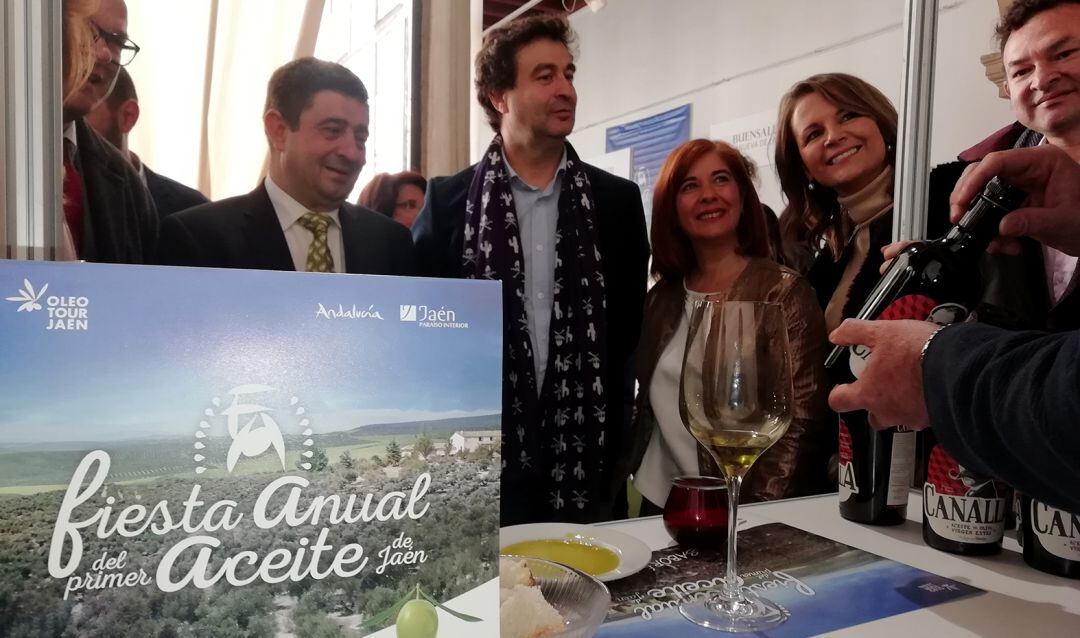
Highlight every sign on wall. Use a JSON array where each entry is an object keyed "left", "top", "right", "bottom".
[
  {"left": 0, "top": 261, "right": 502, "bottom": 637},
  {"left": 710, "top": 109, "right": 784, "bottom": 215},
  {"left": 606, "top": 105, "right": 691, "bottom": 224}
]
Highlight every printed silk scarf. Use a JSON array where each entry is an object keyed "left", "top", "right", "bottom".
[{"left": 463, "top": 135, "right": 609, "bottom": 522}]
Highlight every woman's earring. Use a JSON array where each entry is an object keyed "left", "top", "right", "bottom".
[{"left": 807, "top": 181, "right": 816, "bottom": 192}]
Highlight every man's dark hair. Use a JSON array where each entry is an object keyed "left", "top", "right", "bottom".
[
  {"left": 996, "top": 0, "right": 1080, "bottom": 50},
  {"left": 105, "top": 67, "right": 137, "bottom": 109},
  {"left": 474, "top": 15, "right": 576, "bottom": 132},
  {"left": 265, "top": 57, "right": 368, "bottom": 130}
]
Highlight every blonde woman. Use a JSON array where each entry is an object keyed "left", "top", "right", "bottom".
[{"left": 63, "top": 0, "right": 100, "bottom": 101}]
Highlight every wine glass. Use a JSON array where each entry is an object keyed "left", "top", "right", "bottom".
[{"left": 678, "top": 299, "right": 793, "bottom": 632}]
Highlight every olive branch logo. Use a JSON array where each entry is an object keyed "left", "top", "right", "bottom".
[
  {"left": 6, "top": 279, "right": 47, "bottom": 312},
  {"left": 194, "top": 386, "right": 315, "bottom": 475}
]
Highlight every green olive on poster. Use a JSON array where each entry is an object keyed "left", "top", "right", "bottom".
[{"left": 395, "top": 598, "right": 438, "bottom": 638}]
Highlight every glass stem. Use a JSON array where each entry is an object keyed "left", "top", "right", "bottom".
[{"left": 722, "top": 474, "right": 744, "bottom": 604}]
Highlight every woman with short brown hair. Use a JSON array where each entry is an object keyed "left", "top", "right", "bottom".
[{"left": 627, "top": 139, "right": 829, "bottom": 512}]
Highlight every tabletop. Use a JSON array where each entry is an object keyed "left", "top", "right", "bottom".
[{"left": 598, "top": 491, "right": 1080, "bottom": 636}]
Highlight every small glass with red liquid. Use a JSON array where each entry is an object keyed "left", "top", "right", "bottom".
[{"left": 663, "top": 476, "right": 729, "bottom": 548}]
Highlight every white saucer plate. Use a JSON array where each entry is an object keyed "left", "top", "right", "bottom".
[{"left": 500, "top": 522, "right": 652, "bottom": 582}]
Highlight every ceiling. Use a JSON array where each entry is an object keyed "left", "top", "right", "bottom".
[{"left": 482, "top": 0, "right": 586, "bottom": 31}]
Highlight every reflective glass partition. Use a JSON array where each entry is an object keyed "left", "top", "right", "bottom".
[
  {"left": 1, "top": 0, "right": 62, "bottom": 260},
  {"left": 1, "top": 1, "right": 1018, "bottom": 259}
]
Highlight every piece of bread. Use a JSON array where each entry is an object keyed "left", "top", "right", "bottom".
[
  {"left": 500, "top": 584, "right": 565, "bottom": 638},
  {"left": 500, "top": 558, "right": 535, "bottom": 588},
  {"left": 499, "top": 558, "right": 565, "bottom": 638}
]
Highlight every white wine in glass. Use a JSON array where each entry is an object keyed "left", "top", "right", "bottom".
[{"left": 679, "top": 299, "right": 793, "bottom": 632}]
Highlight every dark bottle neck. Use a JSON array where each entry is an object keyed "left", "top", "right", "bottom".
[
  {"left": 938, "top": 225, "right": 991, "bottom": 266},
  {"left": 823, "top": 178, "right": 1024, "bottom": 371},
  {"left": 941, "top": 176, "right": 1027, "bottom": 257}
]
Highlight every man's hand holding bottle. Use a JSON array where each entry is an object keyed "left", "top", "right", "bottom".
[
  {"left": 831, "top": 143, "right": 1080, "bottom": 428},
  {"left": 949, "top": 144, "right": 1080, "bottom": 258}
]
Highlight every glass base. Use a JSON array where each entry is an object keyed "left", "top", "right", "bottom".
[{"left": 679, "top": 589, "right": 789, "bottom": 633}]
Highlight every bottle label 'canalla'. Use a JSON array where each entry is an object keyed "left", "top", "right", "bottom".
[
  {"left": 924, "top": 445, "right": 1005, "bottom": 544},
  {"left": 1030, "top": 501, "right": 1080, "bottom": 561}
]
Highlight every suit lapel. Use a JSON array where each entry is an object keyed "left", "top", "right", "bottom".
[
  {"left": 339, "top": 206, "right": 370, "bottom": 274},
  {"left": 74, "top": 120, "right": 124, "bottom": 262},
  {"left": 245, "top": 184, "right": 296, "bottom": 271}
]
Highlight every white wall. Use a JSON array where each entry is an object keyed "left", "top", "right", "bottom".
[
  {"left": 930, "top": 0, "right": 1016, "bottom": 157},
  {"left": 469, "top": 0, "right": 1015, "bottom": 213}
]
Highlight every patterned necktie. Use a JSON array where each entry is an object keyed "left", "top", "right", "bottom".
[{"left": 298, "top": 212, "right": 334, "bottom": 273}]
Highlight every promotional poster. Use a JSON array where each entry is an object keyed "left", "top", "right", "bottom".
[{"left": 0, "top": 261, "right": 503, "bottom": 637}]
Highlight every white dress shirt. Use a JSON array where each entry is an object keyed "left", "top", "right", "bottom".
[
  {"left": 1039, "top": 138, "right": 1079, "bottom": 304},
  {"left": 1044, "top": 245, "right": 1078, "bottom": 305},
  {"left": 264, "top": 175, "right": 345, "bottom": 273},
  {"left": 505, "top": 150, "right": 567, "bottom": 390}
]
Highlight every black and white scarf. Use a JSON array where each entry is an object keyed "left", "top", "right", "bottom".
[{"left": 463, "top": 135, "right": 608, "bottom": 522}]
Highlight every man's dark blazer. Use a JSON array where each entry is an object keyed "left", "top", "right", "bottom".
[
  {"left": 156, "top": 182, "right": 414, "bottom": 276},
  {"left": 73, "top": 119, "right": 158, "bottom": 263},
  {"left": 412, "top": 160, "right": 650, "bottom": 524},
  {"left": 144, "top": 165, "right": 209, "bottom": 217}
]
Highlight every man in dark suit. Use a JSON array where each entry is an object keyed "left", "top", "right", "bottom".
[
  {"left": 412, "top": 16, "right": 649, "bottom": 524},
  {"left": 61, "top": 0, "right": 157, "bottom": 263},
  {"left": 158, "top": 58, "right": 412, "bottom": 276},
  {"left": 925, "top": 0, "right": 1080, "bottom": 331},
  {"left": 86, "top": 68, "right": 209, "bottom": 217}
]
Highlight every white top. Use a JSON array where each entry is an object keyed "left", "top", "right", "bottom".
[
  {"left": 633, "top": 287, "right": 710, "bottom": 508},
  {"left": 264, "top": 174, "right": 344, "bottom": 273}
]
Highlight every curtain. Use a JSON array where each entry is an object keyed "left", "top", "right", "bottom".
[
  {"left": 419, "top": 0, "right": 471, "bottom": 178},
  {"left": 126, "top": 0, "right": 324, "bottom": 200}
]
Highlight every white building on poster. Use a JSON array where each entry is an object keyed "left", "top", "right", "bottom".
[{"left": 450, "top": 430, "right": 501, "bottom": 454}]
